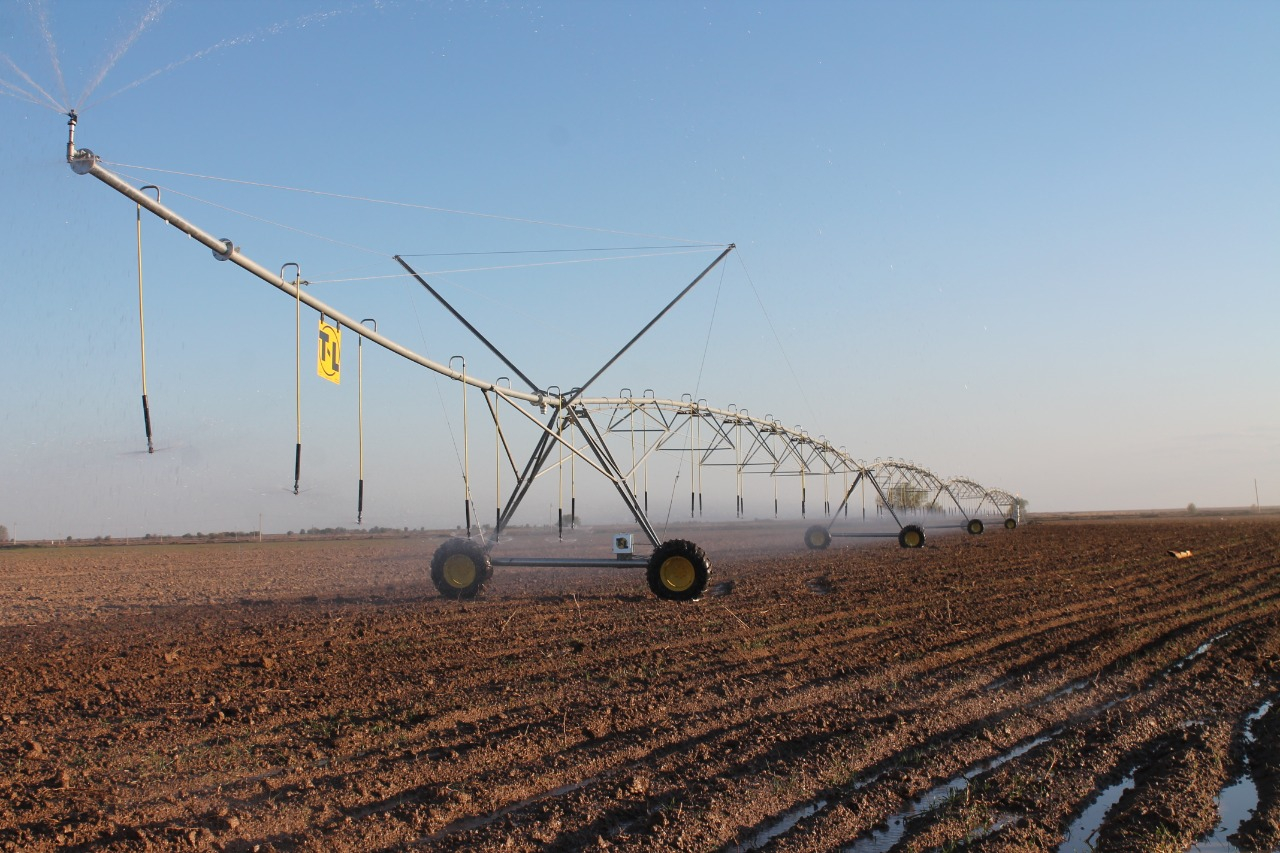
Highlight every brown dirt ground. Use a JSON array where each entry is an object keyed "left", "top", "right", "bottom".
[{"left": 1, "top": 516, "right": 1278, "bottom": 852}]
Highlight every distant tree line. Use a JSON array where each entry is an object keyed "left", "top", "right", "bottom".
[{"left": 297, "top": 526, "right": 402, "bottom": 536}]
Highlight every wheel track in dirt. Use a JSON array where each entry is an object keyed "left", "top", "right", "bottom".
[
  {"left": 752, "top": 617, "right": 1274, "bottom": 850},
  {"left": 707, "top": 612, "right": 1279, "bottom": 852},
  {"left": 968, "top": 615, "right": 1280, "bottom": 852}
]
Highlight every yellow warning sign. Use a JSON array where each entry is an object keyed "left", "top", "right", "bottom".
[{"left": 317, "top": 319, "right": 341, "bottom": 384}]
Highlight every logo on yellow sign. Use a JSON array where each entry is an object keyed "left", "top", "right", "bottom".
[{"left": 317, "top": 319, "right": 341, "bottom": 384}]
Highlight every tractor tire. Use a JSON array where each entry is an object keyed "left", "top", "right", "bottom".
[
  {"left": 804, "top": 524, "right": 832, "bottom": 550},
  {"left": 647, "top": 539, "right": 711, "bottom": 602},
  {"left": 430, "top": 538, "right": 492, "bottom": 600},
  {"left": 966, "top": 518, "right": 985, "bottom": 535},
  {"left": 898, "top": 524, "right": 926, "bottom": 549}
]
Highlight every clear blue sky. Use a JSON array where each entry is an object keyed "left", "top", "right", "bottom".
[{"left": 2, "top": 0, "right": 1277, "bottom": 540}]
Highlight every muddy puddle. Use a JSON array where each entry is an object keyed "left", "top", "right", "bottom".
[
  {"left": 734, "top": 627, "right": 1245, "bottom": 853},
  {"left": 1191, "top": 699, "right": 1274, "bottom": 853},
  {"left": 1058, "top": 772, "right": 1136, "bottom": 853},
  {"left": 1060, "top": 698, "right": 1275, "bottom": 853},
  {"left": 841, "top": 737, "right": 1051, "bottom": 853},
  {"left": 729, "top": 799, "right": 831, "bottom": 851},
  {"left": 1193, "top": 776, "right": 1260, "bottom": 852}
]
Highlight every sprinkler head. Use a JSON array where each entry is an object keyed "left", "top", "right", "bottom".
[
  {"left": 66, "top": 109, "right": 78, "bottom": 163},
  {"left": 65, "top": 110, "right": 96, "bottom": 172}
]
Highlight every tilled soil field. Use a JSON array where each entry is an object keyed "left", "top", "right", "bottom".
[{"left": 1, "top": 516, "right": 1278, "bottom": 852}]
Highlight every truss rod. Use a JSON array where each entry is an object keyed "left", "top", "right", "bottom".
[
  {"left": 496, "top": 416, "right": 560, "bottom": 535},
  {"left": 567, "top": 407, "right": 661, "bottom": 545},
  {"left": 563, "top": 244, "right": 735, "bottom": 407},
  {"left": 395, "top": 256, "right": 541, "bottom": 394},
  {"left": 481, "top": 390, "right": 521, "bottom": 477}
]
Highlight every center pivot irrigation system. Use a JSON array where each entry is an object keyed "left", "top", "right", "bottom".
[{"left": 66, "top": 113, "right": 1020, "bottom": 603}]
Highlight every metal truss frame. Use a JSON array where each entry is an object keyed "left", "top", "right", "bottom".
[{"left": 67, "top": 120, "right": 1019, "bottom": 599}]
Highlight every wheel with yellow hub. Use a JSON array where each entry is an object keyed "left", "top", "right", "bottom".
[
  {"left": 430, "top": 538, "right": 492, "bottom": 599},
  {"left": 897, "top": 524, "right": 926, "bottom": 549},
  {"left": 1004, "top": 517, "right": 1018, "bottom": 530},
  {"left": 646, "top": 539, "right": 711, "bottom": 602},
  {"left": 804, "top": 524, "right": 832, "bottom": 550},
  {"left": 966, "top": 518, "right": 985, "bottom": 535}
]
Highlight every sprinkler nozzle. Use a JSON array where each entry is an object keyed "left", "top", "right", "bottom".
[{"left": 66, "top": 109, "right": 78, "bottom": 162}]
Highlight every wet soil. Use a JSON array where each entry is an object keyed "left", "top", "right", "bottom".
[{"left": 1, "top": 516, "right": 1278, "bottom": 851}]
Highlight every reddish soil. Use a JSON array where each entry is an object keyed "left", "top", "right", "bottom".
[{"left": 1, "top": 516, "right": 1278, "bottom": 851}]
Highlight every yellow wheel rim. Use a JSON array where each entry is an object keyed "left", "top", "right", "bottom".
[
  {"left": 659, "top": 556, "right": 696, "bottom": 592},
  {"left": 904, "top": 530, "right": 922, "bottom": 547},
  {"left": 807, "top": 529, "right": 825, "bottom": 547},
  {"left": 442, "top": 554, "right": 478, "bottom": 589}
]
